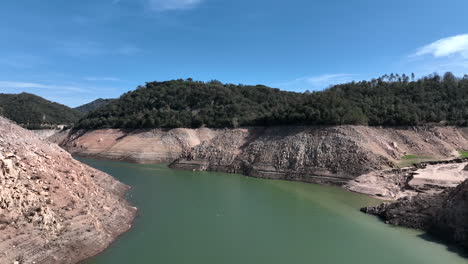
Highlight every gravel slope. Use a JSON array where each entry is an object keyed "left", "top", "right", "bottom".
[{"left": 0, "top": 117, "right": 137, "bottom": 264}]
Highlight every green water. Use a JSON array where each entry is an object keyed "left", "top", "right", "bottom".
[{"left": 80, "top": 158, "right": 468, "bottom": 264}]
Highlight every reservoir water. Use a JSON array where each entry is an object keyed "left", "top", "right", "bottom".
[{"left": 80, "top": 158, "right": 468, "bottom": 264}]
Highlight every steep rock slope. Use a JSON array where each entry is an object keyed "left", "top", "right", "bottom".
[
  {"left": 172, "top": 126, "right": 468, "bottom": 184},
  {"left": 55, "top": 125, "right": 468, "bottom": 185},
  {"left": 362, "top": 179, "right": 468, "bottom": 250},
  {"left": 0, "top": 117, "right": 136, "bottom": 264}
]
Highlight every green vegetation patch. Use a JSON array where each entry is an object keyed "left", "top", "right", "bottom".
[
  {"left": 75, "top": 72, "right": 468, "bottom": 129},
  {"left": 458, "top": 150, "right": 468, "bottom": 158},
  {"left": 397, "top": 154, "right": 436, "bottom": 168},
  {"left": 0, "top": 93, "right": 83, "bottom": 129}
]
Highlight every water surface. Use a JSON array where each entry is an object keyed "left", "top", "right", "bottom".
[{"left": 80, "top": 158, "right": 468, "bottom": 264}]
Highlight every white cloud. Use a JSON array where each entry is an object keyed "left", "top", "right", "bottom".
[
  {"left": 0, "top": 81, "right": 90, "bottom": 92},
  {"left": 304, "top": 74, "right": 356, "bottom": 87},
  {"left": 84, "top": 77, "right": 121, "bottom": 81},
  {"left": 273, "top": 74, "right": 356, "bottom": 92},
  {"left": 404, "top": 34, "right": 468, "bottom": 76},
  {"left": 0, "top": 81, "right": 122, "bottom": 107},
  {"left": 0, "top": 81, "right": 51, "bottom": 89},
  {"left": 149, "top": 0, "right": 203, "bottom": 11},
  {"left": 414, "top": 34, "right": 468, "bottom": 58}
]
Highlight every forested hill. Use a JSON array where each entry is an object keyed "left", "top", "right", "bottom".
[
  {"left": 75, "top": 72, "right": 468, "bottom": 129},
  {"left": 0, "top": 93, "right": 83, "bottom": 129},
  {"left": 75, "top": 98, "right": 115, "bottom": 113}
]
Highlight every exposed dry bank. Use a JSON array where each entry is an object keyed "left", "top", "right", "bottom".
[
  {"left": 362, "top": 177, "right": 468, "bottom": 251},
  {"left": 0, "top": 117, "right": 136, "bottom": 264},
  {"left": 51, "top": 124, "right": 468, "bottom": 254},
  {"left": 54, "top": 125, "right": 468, "bottom": 186}
]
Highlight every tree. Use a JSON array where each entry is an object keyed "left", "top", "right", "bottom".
[{"left": 74, "top": 73, "right": 468, "bottom": 129}]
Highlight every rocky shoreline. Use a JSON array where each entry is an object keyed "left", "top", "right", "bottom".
[
  {"left": 0, "top": 118, "right": 137, "bottom": 264},
  {"left": 45, "top": 125, "right": 468, "bottom": 256},
  {"left": 50, "top": 125, "right": 468, "bottom": 185},
  {"left": 361, "top": 177, "right": 468, "bottom": 251},
  {"left": 346, "top": 158, "right": 468, "bottom": 200}
]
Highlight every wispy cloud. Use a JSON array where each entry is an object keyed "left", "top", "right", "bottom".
[
  {"left": 0, "top": 54, "right": 47, "bottom": 69},
  {"left": 57, "top": 40, "right": 141, "bottom": 57},
  {"left": 0, "top": 81, "right": 90, "bottom": 92},
  {"left": 57, "top": 40, "right": 103, "bottom": 57},
  {"left": 84, "top": 77, "right": 121, "bottom": 81},
  {"left": 0, "top": 81, "right": 122, "bottom": 107},
  {"left": 273, "top": 74, "right": 356, "bottom": 92},
  {"left": 304, "top": 74, "right": 356, "bottom": 87},
  {"left": 413, "top": 34, "right": 468, "bottom": 58},
  {"left": 148, "top": 0, "right": 204, "bottom": 11},
  {"left": 405, "top": 34, "right": 468, "bottom": 76}
]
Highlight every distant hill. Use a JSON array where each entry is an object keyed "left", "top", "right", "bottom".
[
  {"left": 75, "top": 73, "right": 468, "bottom": 129},
  {"left": 0, "top": 93, "right": 83, "bottom": 129},
  {"left": 75, "top": 98, "right": 115, "bottom": 113}
]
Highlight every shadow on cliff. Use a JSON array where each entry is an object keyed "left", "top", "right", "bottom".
[{"left": 417, "top": 233, "right": 468, "bottom": 259}]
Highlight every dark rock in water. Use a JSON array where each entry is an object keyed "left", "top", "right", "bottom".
[
  {"left": 432, "top": 180, "right": 468, "bottom": 249},
  {"left": 464, "top": 164, "right": 468, "bottom": 171},
  {"left": 361, "top": 194, "right": 444, "bottom": 229},
  {"left": 362, "top": 180, "right": 468, "bottom": 251}
]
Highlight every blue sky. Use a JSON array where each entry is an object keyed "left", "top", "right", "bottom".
[{"left": 1, "top": 0, "right": 468, "bottom": 107}]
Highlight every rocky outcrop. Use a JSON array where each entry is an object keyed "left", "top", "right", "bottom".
[
  {"left": 170, "top": 127, "right": 391, "bottom": 185},
  {"left": 0, "top": 117, "right": 137, "bottom": 264},
  {"left": 346, "top": 159, "right": 468, "bottom": 200},
  {"left": 362, "top": 179, "right": 468, "bottom": 250},
  {"left": 433, "top": 179, "right": 468, "bottom": 249},
  {"left": 54, "top": 125, "right": 468, "bottom": 186},
  {"left": 171, "top": 126, "right": 468, "bottom": 185}
]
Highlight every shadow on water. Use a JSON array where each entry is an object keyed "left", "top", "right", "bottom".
[
  {"left": 356, "top": 204, "right": 468, "bottom": 260},
  {"left": 418, "top": 233, "right": 468, "bottom": 259}
]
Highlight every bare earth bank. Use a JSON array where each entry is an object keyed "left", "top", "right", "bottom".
[
  {"left": 1, "top": 118, "right": 137, "bottom": 264},
  {"left": 52, "top": 126, "right": 468, "bottom": 187}
]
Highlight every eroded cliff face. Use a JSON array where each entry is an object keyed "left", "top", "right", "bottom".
[
  {"left": 173, "top": 126, "right": 468, "bottom": 185},
  {"left": 171, "top": 127, "right": 392, "bottom": 184},
  {"left": 362, "top": 179, "right": 468, "bottom": 250},
  {"left": 54, "top": 126, "right": 468, "bottom": 185},
  {"left": 53, "top": 128, "right": 218, "bottom": 163},
  {"left": 0, "top": 117, "right": 136, "bottom": 264}
]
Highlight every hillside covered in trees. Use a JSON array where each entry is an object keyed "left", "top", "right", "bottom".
[
  {"left": 75, "top": 98, "right": 115, "bottom": 113},
  {"left": 75, "top": 73, "right": 468, "bottom": 129},
  {"left": 0, "top": 93, "right": 83, "bottom": 129}
]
